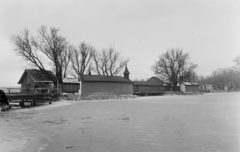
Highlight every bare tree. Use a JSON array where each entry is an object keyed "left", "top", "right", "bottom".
[
  {"left": 11, "top": 26, "right": 70, "bottom": 84},
  {"left": 198, "top": 68, "right": 240, "bottom": 90},
  {"left": 11, "top": 29, "right": 56, "bottom": 81},
  {"left": 212, "top": 68, "right": 240, "bottom": 90},
  {"left": 62, "top": 45, "right": 73, "bottom": 78},
  {"left": 151, "top": 48, "right": 197, "bottom": 86},
  {"left": 92, "top": 47, "right": 129, "bottom": 76},
  {"left": 71, "top": 42, "right": 95, "bottom": 80},
  {"left": 11, "top": 29, "right": 46, "bottom": 70},
  {"left": 233, "top": 55, "right": 240, "bottom": 72}
]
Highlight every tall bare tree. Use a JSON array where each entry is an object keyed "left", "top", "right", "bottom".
[
  {"left": 71, "top": 42, "right": 95, "bottom": 80},
  {"left": 92, "top": 47, "right": 129, "bottom": 76},
  {"left": 62, "top": 45, "right": 73, "bottom": 78},
  {"left": 151, "top": 48, "right": 197, "bottom": 86},
  {"left": 11, "top": 26, "right": 70, "bottom": 84}
]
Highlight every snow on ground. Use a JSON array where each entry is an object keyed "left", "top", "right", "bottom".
[{"left": 0, "top": 93, "right": 240, "bottom": 152}]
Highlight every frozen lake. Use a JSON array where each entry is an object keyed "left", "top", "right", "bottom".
[{"left": 1, "top": 92, "right": 240, "bottom": 152}]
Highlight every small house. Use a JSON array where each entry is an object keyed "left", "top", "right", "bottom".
[
  {"left": 62, "top": 78, "right": 80, "bottom": 93},
  {"left": 18, "top": 69, "right": 56, "bottom": 94},
  {"left": 199, "top": 84, "right": 213, "bottom": 92},
  {"left": 180, "top": 82, "right": 200, "bottom": 93}
]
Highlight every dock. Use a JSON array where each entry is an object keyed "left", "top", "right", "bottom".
[{"left": 6, "top": 94, "right": 54, "bottom": 108}]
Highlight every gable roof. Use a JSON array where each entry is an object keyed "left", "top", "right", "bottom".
[
  {"left": 147, "top": 77, "right": 164, "bottom": 84},
  {"left": 181, "top": 82, "right": 200, "bottom": 86},
  {"left": 79, "top": 75, "right": 132, "bottom": 83},
  {"left": 18, "top": 69, "right": 56, "bottom": 84}
]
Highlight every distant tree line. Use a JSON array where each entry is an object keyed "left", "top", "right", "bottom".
[
  {"left": 197, "top": 56, "right": 240, "bottom": 90},
  {"left": 11, "top": 26, "right": 129, "bottom": 84}
]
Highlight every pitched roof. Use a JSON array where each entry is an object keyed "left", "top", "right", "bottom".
[
  {"left": 147, "top": 77, "right": 164, "bottom": 84},
  {"left": 18, "top": 69, "right": 56, "bottom": 84},
  {"left": 181, "top": 82, "right": 200, "bottom": 86},
  {"left": 79, "top": 75, "right": 133, "bottom": 83}
]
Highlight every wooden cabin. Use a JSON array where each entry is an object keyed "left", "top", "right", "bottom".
[{"left": 18, "top": 69, "right": 56, "bottom": 94}]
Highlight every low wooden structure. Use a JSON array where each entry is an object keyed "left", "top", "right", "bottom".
[
  {"left": 162, "top": 83, "right": 180, "bottom": 91},
  {"left": 62, "top": 66, "right": 133, "bottom": 95},
  {"left": 180, "top": 82, "right": 200, "bottom": 93},
  {"left": 199, "top": 84, "right": 213, "bottom": 92},
  {"left": 62, "top": 78, "right": 80, "bottom": 93},
  {"left": 133, "top": 77, "right": 165, "bottom": 96},
  {"left": 7, "top": 94, "right": 54, "bottom": 108},
  {"left": 133, "top": 81, "right": 165, "bottom": 95}
]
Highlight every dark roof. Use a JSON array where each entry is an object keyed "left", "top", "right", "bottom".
[
  {"left": 18, "top": 69, "right": 56, "bottom": 84},
  {"left": 181, "top": 82, "right": 200, "bottom": 86},
  {"left": 80, "top": 75, "right": 133, "bottom": 83},
  {"left": 133, "top": 81, "right": 162, "bottom": 86}
]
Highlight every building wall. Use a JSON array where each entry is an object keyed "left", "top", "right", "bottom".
[
  {"left": 164, "top": 86, "right": 180, "bottom": 91},
  {"left": 185, "top": 86, "right": 200, "bottom": 92},
  {"left": 133, "top": 85, "right": 164, "bottom": 94},
  {"left": 62, "top": 83, "right": 80, "bottom": 93},
  {"left": 82, "top": 82, "right": 133, "bottom": 95},
  {"left": 20, "top": 73, "right": 36, "bottom": 94},
  {"left": 180, "top": 84, "right": 185, "bottom": 92},
  {"left": 200, "top": 85, "right": 213, "bottom": 91}
]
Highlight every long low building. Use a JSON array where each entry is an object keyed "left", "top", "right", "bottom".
[
  {"left": 63, "top": 65, "right": 133, "bottom": 95},
  {"left": 18, "top": 66, "right": 133, "bottom": 96},
  {"left": 63, "top": 75, "right": 133, "bottom": 95}
]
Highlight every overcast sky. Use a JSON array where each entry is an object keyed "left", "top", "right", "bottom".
[{"left": 0, "top": 0, "right": 239, "bottom": 87}]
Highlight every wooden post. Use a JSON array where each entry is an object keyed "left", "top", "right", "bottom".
[
  {"left": 57, "top": 80, "right": 58, "bottom": 94},
  {"left": 79, "top": 81, "right": 82, "bottom": 99}
]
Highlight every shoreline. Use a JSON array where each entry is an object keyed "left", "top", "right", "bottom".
[{"left": 0, "top": 100, "right": 74, "bottom": 152}]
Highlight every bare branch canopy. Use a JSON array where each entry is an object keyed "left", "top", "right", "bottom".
[{"left": 151, "top": 48, "right": 197, "bottom": 86}]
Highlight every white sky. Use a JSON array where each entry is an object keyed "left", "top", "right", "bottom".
[{"left": 0, "top": 0, "right": 239, "bottom": 86}]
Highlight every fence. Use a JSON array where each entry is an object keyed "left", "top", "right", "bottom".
[{"left": 5, "top": 87, "right": 55, "bottom": 95}]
